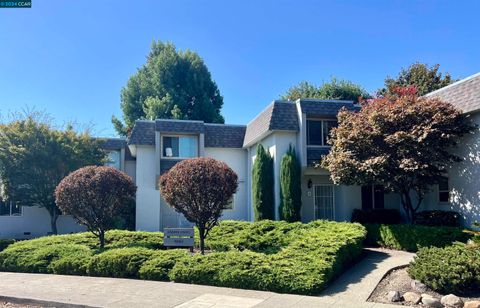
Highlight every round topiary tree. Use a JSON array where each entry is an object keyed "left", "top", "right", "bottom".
[
  {"left": 159, "top": 157, "right": 238, "bottom": 254},
  {"left": 55, "top": 166, "right": 136, "bottom": 248}
]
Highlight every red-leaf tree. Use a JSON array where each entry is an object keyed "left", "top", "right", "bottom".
[
  {"left": 55, "top": 166, "right": 136, "bottom": 248},
  {"left": 321, "top": 89, "right": 475, "bottom": 223},
  {"left": 159, "top": 158, "right": 238, "bottom": 254}
]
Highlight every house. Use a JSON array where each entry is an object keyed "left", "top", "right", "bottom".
[{"left": 1, "top": 73, "right": 479, "bottom": 238}]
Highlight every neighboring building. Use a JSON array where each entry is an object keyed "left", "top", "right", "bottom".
[
  {"left": 0, "top": 138, "right": 136, "bottom": 239},
  {"left": 1, "top": 73, "right": 479, "bottom": 238}
]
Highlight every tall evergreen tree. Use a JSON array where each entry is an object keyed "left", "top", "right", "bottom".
[
  {"left": 252, "top": 144, "right": 274, "bottom": 221},
  {"left": 279, "top": 145, "right": 302, "bottom": 222},
  {"left": 112, "top": 41, "right": 224, "bottom": 135}
]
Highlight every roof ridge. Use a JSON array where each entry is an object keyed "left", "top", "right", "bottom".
[
  {"left": 204, "top": 123, "right": 247, "bottom": 127},
  {"left": 155, "top": 119, "right": 204, "bottom": 123},
  {"left": 425, "top": 71, "right": 480, "bottom": 97}
]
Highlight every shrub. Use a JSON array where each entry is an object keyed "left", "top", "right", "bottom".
[
  {"left": 279, "top": 145, "right": 302, "bottom": 222},
  {"left": 172, "top": 220, "right": 366, "bottom": 295},
  {"left": 0, "top": 239, "right": 14, "bottom": 252},
  {"left": 87, "top": 247, "right": 156, "bottom": 278},
  {"left": 408, "top": 244, "right": 480, "bottom": 294},
  {"left": 139, "top": 249, "right": 189, "bottom": 281},
  {"left": 351, "top": 209, "right": 401, "bottom": 225},
  {"left": 0, "top": 243, "right": 92, "bottom": 274},
  {"left": 252, "top": 144, "right": 275, "bottom": 221},
  {"left": 414, "top": 210, "right": 461, "bottom": 227},
  {"left": 0, "top": 221, "right": 366, "bottom": 295},
  {"left": 365, "top": 224, "right": 469, "bottom": 252},
  {"left": 0, "top": 230, "right": 163, "bottom": 274},
  {"left": 56, "top": 166, "right": 136, "bottom": 248},
  {"left": 159, "top": 157, "right": 238, "bottom": 254}
]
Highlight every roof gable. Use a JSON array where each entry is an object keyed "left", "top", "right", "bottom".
[{"left": 425, "top": 72, "right": 480, "bottom": 114}]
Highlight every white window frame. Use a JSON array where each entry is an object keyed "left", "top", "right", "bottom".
[
  {"left": 313, "top": 184, "right": 335, "bottom": 220},
  {"left": 160, "top": 134, "right": 199, "bottom": 160},
  {"left": 0, "top": 201, "right": 22, "bottom": 217},
  {"left": 306, "top": 118, "right": 337, "bottom": 148},
  {"left": 106, "top": 150, "right": 121, "bottom": 169}
]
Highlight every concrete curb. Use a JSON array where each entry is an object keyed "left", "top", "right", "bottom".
[{"left": 0, "top": 295, "right": 99, "bottom": 308}]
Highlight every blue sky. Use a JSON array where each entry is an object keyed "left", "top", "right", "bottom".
[{"left": 1, "top": 0, "right": 479, "bottom": 137}]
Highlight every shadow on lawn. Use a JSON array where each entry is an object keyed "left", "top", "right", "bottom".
[{"left": 321, "top": 249, "right": 390, "bottom": 296}]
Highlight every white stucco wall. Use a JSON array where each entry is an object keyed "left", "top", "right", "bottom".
[
  {"left": 418, "top": 112, "right": 480, "bottom": 227},
  {"left": 0, "top": 206, "right": 85, "bottom": 239},
  {"left": 204, "top": 147, "right": 249, "bottom": 221},
  {"left": 135, "top": 145, "right": 161, "bottom": 231}
]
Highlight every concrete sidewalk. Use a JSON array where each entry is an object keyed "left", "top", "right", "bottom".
[{"left": 0, "top": 248, "right": 414, "bottom": 308}]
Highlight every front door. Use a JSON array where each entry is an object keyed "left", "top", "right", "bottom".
[{"left": 314, "top": 185, "right": 335, "bottom": 220}]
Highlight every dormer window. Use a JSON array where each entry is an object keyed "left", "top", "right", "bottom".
[
  {"left": 307, "top": 119, "right": 338, "bottom": 146},
  {"left": 162, "top": 135, "right": 198, "bottom": 158}
]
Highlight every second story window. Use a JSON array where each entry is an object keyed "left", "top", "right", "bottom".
[
  {"left": 307, "top": 119, "right": 338, "bottom": 146},
  {"left": 163, "top": 136, "right": 198, "bottom": 158}
]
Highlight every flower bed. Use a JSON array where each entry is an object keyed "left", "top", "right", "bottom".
[{"left": 0, "top": 220, "right": 366, "bottom": 295}]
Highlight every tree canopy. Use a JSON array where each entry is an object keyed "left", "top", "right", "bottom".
[
  {"left": 159, "top": 158, "right": 238, "bottom": 254},
  {"left": 321, "top": 89, "right": 474, "bottom": 222},
  {"left": 55, "top": 166, "right": 136, "bottom": 248},
  {"left": 379, "top": 63, "right": 454, "bottom": 96},
  {"left": 112, "top": 41, "right": 225, "bottom": 135},
  {"left": 281, "top": 77, "right": 369, "bottom": 102},
  {"left": 0, "top": 114, "right": 106, "bottom": 234}
]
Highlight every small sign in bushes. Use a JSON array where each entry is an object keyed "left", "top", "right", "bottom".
[{"left": 163, "top": 228, "right": 194, "bottom": 248}]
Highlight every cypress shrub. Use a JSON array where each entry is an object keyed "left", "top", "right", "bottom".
[
  {"left": 252, "top": 144, "right": 275, "bottom": 220},
  {"left": 279, "top": 145, "right": 302, "bottom": 222}
]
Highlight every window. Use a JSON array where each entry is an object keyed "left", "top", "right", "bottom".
[
  {"left": 307, "top": 119, "right": 337, "bottom": 146},
  {"left": 438, "top": 177, "right": 450, "bottom": 203},
  {"left": 314, "top": 185, "right": 334, "bottom": 220},
  {"left": 361, "top": 185, "right": 385, "bottom": 210},
  {"left": 163, "top": 136, "right": 198, "bottom": 158},
  {"left": 106, "top": 150, "right": 121, "bottom": 169},
  {"left": 0, "top": 201, "right": 22, "bottom": 216},
  {"left": 223, "top": 195, "right": 235, "bottom": 210}
]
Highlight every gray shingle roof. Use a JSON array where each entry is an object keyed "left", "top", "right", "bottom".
[
  {"left": 425, "top": 72, "right": 480, "bottom": 114},
  {"left": 156, "top": 119, "right": 205, "bottom": 134},
  {"left": 98, "top": 138, "right": 127, "bottom": 150},
  {"left": 128, "top": 121, "right": 155, "bottom": 145},
  {"left": 243, "top": 101, "right": 299, "bottom": 147},
  {"left": 299, "top": 99, "right": 360, "bottom": 117},
  {"left": 205, "top": 124, "right": 246, "bottom": 148}
]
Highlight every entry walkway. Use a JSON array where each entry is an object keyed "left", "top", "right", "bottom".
[{"left": 0, "top": 248, "right": 413, "bottom": 308}]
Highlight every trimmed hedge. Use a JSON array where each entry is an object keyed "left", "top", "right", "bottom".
[
  {"left": 351, "top": 209, "right": 401, "bottom": 225},
  {"left": 174, "top": 220, "right": 366, "bottom": 294},
  {"left": 0, "top": 239, "right": 14, "bottom": 252},
  {"left": 139, "top": 249, "right": 189, "bottom": 281},
  {"left": 408, "top": 244, "right": 480, "bottom": 295},
  {"left": 0, "top": 221, "right": 366, "bottom": 295},
  {"left": 365, "top": 224, "right": 469, "bottom": 252},
  {"left": 87, "top": 247, "right": 156, "bottom": 278},
  {"left": 414, "top": 210, "right": 461, "bottom": 227}
]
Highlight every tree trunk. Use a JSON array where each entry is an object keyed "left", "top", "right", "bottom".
[
  {"left": 99, "top": 229, "right": 105, "bottom": 249},
  {"left": 49, "top": 207, "right": 59, "bottom": 235},
  {"left": 198, "top": 225, "right": 205, "bottom": 255}
]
